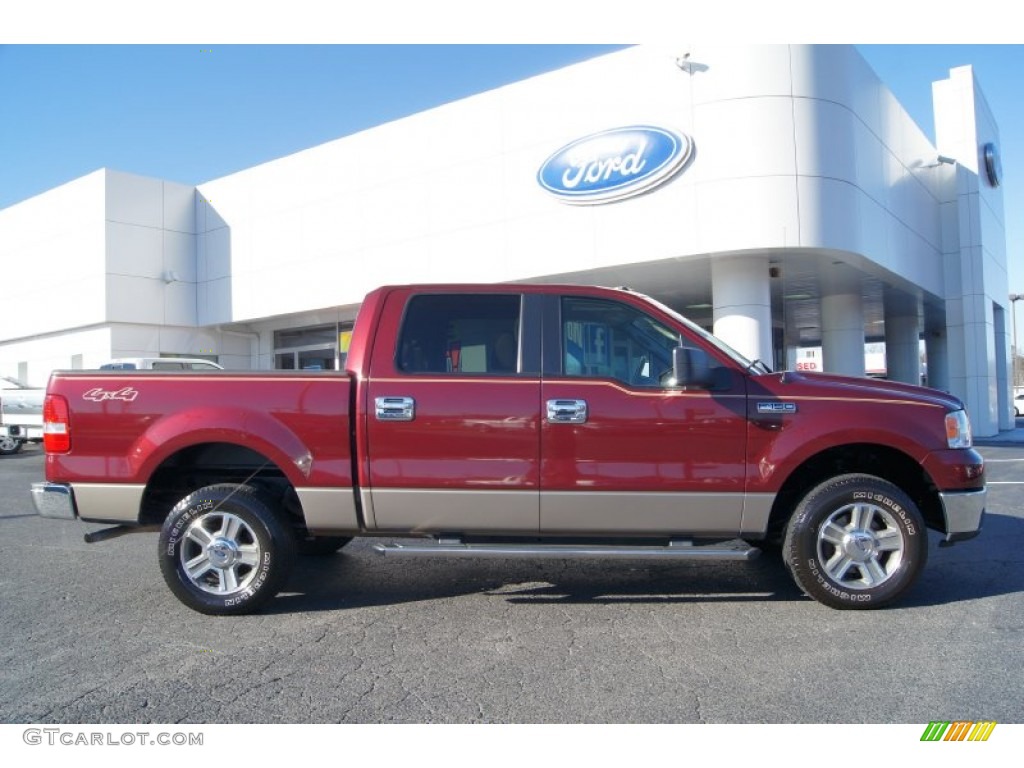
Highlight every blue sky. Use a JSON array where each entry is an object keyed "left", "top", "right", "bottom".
[
  {"left": 2, "top": 43, "right": 1021, "bottom": 292},
  {"left": 0, "top": 46, "right": 627, "bottom": 206}
]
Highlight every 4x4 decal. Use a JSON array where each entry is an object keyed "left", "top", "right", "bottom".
[{"left": 83, "top": 387, "right": 139, "bottom": 403}]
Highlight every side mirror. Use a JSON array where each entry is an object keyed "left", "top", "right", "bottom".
[{"left": 673, "top": 346, "right": 714, "bottom": 389}]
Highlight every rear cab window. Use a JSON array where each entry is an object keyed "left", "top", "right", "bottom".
[{"left": 396, "top": 294, "right": 523, "bottom": 375}]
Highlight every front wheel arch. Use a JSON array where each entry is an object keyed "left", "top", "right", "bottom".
[{"left": 764, "top": 444, "right": 941, "bottom": 545}]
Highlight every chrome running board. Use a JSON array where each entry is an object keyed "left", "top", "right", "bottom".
[{"left": 373, "top": 538, "right": 760, "bottom": 561}]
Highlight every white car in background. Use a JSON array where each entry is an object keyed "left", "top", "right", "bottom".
[
  {"left": 3, "top": 361, "right": 223, "bottom": 454},
  {"left": 99, "top": 358, "right": 224, "bottom": 371},
  {"left": 1, "top": 376, "right": 44, "bottom": 455}
]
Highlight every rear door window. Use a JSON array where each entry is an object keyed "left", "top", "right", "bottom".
[{"left": 397, "top": 294, "right": 521, "bottom": 375}]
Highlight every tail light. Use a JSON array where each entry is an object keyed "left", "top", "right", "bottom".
[{"left": 43, "top": 394, "right": 71, "bottom": 453}]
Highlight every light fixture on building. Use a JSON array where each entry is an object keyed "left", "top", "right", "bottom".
[
  {"left": 674, "top": 53, "right": 707, "bottom": 75},
  {"left": 917, "top": 154, "right": 956, "bottom": 168}
]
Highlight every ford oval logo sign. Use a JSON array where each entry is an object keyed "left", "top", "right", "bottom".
[{"left": 538, "top": 126, "right": 692, "bottom": 204}]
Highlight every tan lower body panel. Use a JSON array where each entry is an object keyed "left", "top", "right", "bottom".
[
  {"left": 297, "top": 487, "right": 361, "bottom": 534},
  {"left": 367, "top": 488, "right": 775, "bottom": 538},
  {"left": 72, "top": 483, "right": 146, "bottom": 523},
  {"left": 739, "top": 493, "right": 775, "bottom": 537},
  {"left": 541, "top": 491, "right": 747, "bottom": 535},
  {"left": 370, "top": 488, "right": 539, "bottom": 533},
  {"left": 69, "top": 481, "right": 774, "bottom": 539},
  {"left": 72, "top": 482, "right": 362, "bottom": 533}
]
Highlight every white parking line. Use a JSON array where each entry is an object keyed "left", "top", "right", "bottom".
[{"left": 985, "top": 481, "right": 1024, "bottom": 485}]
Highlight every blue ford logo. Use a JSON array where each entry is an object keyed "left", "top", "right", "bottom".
[{"left": 538, "top": 126, "right": 692, "bottom": 204}]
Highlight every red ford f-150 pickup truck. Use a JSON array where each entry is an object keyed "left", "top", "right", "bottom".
[{"left": 32, "top": 284, "right": 985, "bottom": 614}]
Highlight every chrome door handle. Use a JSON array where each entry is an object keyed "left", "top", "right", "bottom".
[
  {"left": 375, "top": 396, "right": 415, "bottom": 421},
  {"left": 546, "top": 399, "right": 587, "bottom": 424}
]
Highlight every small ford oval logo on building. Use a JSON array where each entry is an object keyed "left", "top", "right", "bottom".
[{"left": 538, "top": 126, "right": 692, "bottom": 204}]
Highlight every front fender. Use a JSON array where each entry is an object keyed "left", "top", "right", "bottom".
[{"left": 748, "top": 422, "right": 937, "bottom": 492}]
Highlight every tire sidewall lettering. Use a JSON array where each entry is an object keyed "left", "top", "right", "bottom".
[
  {"left": 224, "top": 552, "right": 273, "bottom": 607},
  {"left": 165, "top": 500, "right": 215, "bottom": 556},
  {"left": 851, "top": 490, "right": 917, "bottom": 535},
  {"left": 218, "top": 539, "right": 273, "bottom": 607},
  {"left": 807, "top": 557, "right": 870, "bottom": 602}
]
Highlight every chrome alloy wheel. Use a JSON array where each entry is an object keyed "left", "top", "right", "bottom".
[
  {"left": 816, "top": 502, "right": 905, "bottom": 590},
  {"left": 179, "top": 512, "right": 262, "bottom": 595}
]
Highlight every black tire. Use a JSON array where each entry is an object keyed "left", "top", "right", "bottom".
[
  {"left": 296, "top": 535, "right": 352, "bottom": 556},
  {"left": 159, "top": 484, "right": 296, "bottom": 615},
  {"left": 0, "top": 435, "right": 23, "bottom": 455},
  {"left": 783, "top": 474, "right": 927, "bottom": 610}
]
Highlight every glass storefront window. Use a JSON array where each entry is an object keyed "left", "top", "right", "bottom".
[{"left": 273, "top": 323, "right": 353, "bottom": 371}]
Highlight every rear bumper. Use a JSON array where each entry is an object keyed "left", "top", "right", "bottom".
[
  {"left": 31, "top": 482, "right": 78, "bottom": 520},
  {"left": 937, "top": 487, "right": 986, "bottom": 544}
]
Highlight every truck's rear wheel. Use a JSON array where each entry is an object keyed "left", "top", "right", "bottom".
[
  {"left": 159, "top": 484, "right": 296, "bottom": 615},
  {"left": 783, "top": 474, "right": 927, "bottom": 610}
]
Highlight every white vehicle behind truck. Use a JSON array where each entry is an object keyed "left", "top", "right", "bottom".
[
  {"left": 1, "top": 376, "right": 44, "bottom": 455},
  {"left": 2, "top": 363, "right": 222, "bottom": 455},
  {"left": 99, "top": 357, "right": 224, "bottom": 371}
]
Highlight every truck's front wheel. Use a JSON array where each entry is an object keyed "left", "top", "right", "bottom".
[
  {"left": 159, "top": 484, "right": 296, "bottom": 615},
  {"left": 783, "top": 474, "right": 927, "bottom": 609}
]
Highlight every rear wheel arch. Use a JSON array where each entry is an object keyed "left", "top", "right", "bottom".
[
  {"left": 141, "top": 442, "right": 297, "bottom": 525},
  {"left": 139, "top": 442, "right": 346, "bottom": 554},
  {"left": 130, "top": 409, "right": 314, "bottom": 489}
]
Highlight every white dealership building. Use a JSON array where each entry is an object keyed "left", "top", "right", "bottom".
[{"left": 0, "top": 45, "right": 1011, "bottom": 434}]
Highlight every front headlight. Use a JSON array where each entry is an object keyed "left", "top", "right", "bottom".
[{"left": 945, "top": 409, "right": 973, "bottom": 449}]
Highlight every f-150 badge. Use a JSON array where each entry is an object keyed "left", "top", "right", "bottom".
[{"left": 757, "top": 401, "right": 797, "bottom": 414}]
